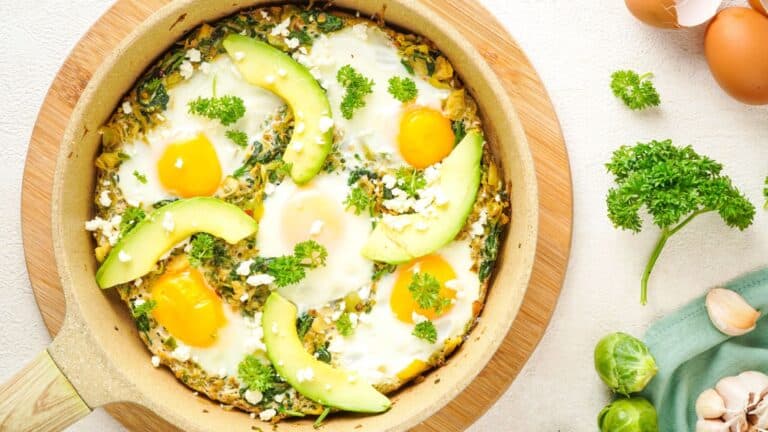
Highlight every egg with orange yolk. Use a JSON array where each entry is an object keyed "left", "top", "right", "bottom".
[
  {"left": 397, "top": 107, "right": 455, "bottom": 169},
  {"left": 255, "top": 173, "right": 374, "bottom": 312},
  {"left": 331, "top": 239, "right": 480, "bottom": 386},
  {"left": 116, "top": 55, "right": 284, "bottom": 207},
  {"left": 296, "top": 24, "right": 452, "bottom": 167},
  {"left": 147, "top": 258, "right": 268, "bottom": 377}
]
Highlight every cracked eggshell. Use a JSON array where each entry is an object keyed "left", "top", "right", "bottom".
[
  {"left": 624, "top": 0, "right": 722, "bottom": 28},
  {"left": 750, "top": 0, "right": 768, "bottom": 17}
]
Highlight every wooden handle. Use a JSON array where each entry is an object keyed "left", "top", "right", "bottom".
[{"left": 0, "top": 350, "right": 91, "bottom": 432}]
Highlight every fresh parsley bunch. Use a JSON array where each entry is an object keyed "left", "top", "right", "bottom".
[
  {"left": 610, "top": 70, "right": 660, "bottom": 111},
  {"left": 606, "top": 139, "right": 755, "bottom": 305}
]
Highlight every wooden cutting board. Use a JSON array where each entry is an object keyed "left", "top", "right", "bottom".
[{"left": 21, "top": 0, "right": 572, "bottom": 430}]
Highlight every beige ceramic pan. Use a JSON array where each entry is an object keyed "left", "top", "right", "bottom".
[{"left": 0, "top": 0, "right": 538, "bottom": 431}]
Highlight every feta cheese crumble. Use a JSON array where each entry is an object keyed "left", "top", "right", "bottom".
[
  {"left": 185, "top": 48, "right": 201, "bottom": 63},
  {"left": 179, "top": 61, "right": 194, "bottom": 79},
  {"left": 122, "top": 101, "right": 132, "bottom": 114},
  {"left": 98, "top": 190, "right": 112, "bottom": 207},
  {"left": 151, "top": 355, "right": 160, "bottom": 367},
  {"left": 236, "top": 260, "right": 253, "bottom": 276},
  {"left": 259, "top": 408, "right": 277, "bottom": 421},
  {"left": 246, "top": 273, "right": 275, "bottom": 287}
]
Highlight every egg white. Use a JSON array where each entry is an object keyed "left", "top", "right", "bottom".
[
  {"left": 296, "top": 24, "right": 451, "bottom": 165},
  {"left": 117, "top": 56, "right": 284, "bottom": 207},
  {"left": 331, "top": 239, "right": 480, "bottom": 386},
  {"left": 256, "top": 173, "right": 374, "bottom": 312},
  {"left": 173, "top": 308, "right": 266, "bottom": 378}
]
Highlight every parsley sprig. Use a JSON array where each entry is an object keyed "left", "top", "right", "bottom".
[
  {"left": 610, "top": 70, "right": 661, "bottom": 111},
  {"left": 188, "top": 95, "right": 246, "bottom": 126},
  {"left": 131, "top": 299, "right": 157, "bottom": 333},
  {"left": 337, "top": 65, "right": 374, "bottom": 119},
  {"left": 120, "top": 207, "right": 146, "bottom": 236},
  {"left": 244, "top": 240, "right": 328, "bottom": 287},
  {"left": 408, "top": 272, "right": 450, "bottom": 313},
  {"left": 225, "top": 129, "right": 249, "bottom": 148},
  {"left": 606, "top": 139, "right": 755, "bottom": 304},
  {"left": 395, "top": 167, "right": 426, "bottom": 198},
  {"left": 413, "top": 320, "right": 437, "bottom": 344},
  {"left": 238, "top": 355, "right": 276, "bottom": 392},
  {"left": 388, "top": 76, "right": 418, "bottom": 102},
  {"left": 344, "top": 186, "right": 373, "bottom": 215}
]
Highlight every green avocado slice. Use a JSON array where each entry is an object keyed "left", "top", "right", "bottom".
[
  {"left": 95, "top": 197, "right": 257, "bottom": 289},
  {"left": 262, "top": 292, "right": 391, "bottom": 413},
  {"left": 361, "top": 131, "right": 484, "bottom": 264},
  {"left": 223, "top": 34, "right": 334, "bottom": 185}
]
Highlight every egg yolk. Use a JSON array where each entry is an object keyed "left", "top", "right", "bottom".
[
  {"left": 397, "top": 107, "right": 455, "bottom": 169},
  {"left": 280, "top": 188, "right": 344, "bottom": 250},
  {"left": 390, "top": 254, "right": 457, "bottom": 323},
  {"left": 151, "top": 262, "right": 226, "bottom": 347},
  {"left": 157, "top": 133, "right": 222, "bottom": 198}
]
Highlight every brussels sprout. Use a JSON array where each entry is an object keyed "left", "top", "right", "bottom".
[
  {"left": 598, "top": 398, "right": 658, "bottom": 432},
  {"left": 594, "top": 332, "right": 658, "bottom": 395}
]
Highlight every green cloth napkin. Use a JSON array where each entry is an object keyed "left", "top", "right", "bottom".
[{"left": 641, "top": 268, "right": 768, "bottom": 431}]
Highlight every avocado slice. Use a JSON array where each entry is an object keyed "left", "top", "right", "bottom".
[
  {"left": 361, "top": 131, "right": 484, "bottom": 264},
  {"left": 262, "top": 292, "right": 391, "bottom": 413},
  {"left": 223, "top": 34, "right": 333, "bottom": 185},
  {"left": 95, "top": 197, "right": 257, "bottom": 289}
]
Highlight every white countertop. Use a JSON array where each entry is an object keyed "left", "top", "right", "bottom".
[{"left": 1, "top": 0, "right": 766, "bottom": 430}]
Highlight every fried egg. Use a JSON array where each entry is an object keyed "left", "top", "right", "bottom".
[
  {"left": 256, "top": 173, "right": 374, "bottom": 311},
  {"left": 331, "top": 239, "right": 480, "bottom": 386},
  {"left": 297, "top": 24, "right": 454, "bottom": 167},
  {"left": 117, "top": 57, "right": 284, "bottom": 206},
  {"left": 149, "top": 258, "right": 265, "bottom": 377}
]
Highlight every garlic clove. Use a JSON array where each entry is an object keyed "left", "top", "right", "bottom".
[
  {"left": 716, "top": 376, "right": 751, "bottom": 426},
  {"left": 698, "top": 388, "right": 728, "bottom": 420},
  {"left": 737, "top": 371, "right": 768, "bottom": 409},
  {"left": 706, "top": 288, "right": 761, "bottom": 337},
  {"left": 697, "top": 419, "right": 732, "bottom": 432}
]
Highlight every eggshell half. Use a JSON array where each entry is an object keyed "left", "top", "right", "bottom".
[
  {"left": 624, "top": 0, "right": 722, "bottom": 28},
  {"left": 750, "top": 0, "right": 768, "bottom": 17},
  {"left": 705, "top": 7, "right": 768, "bottom": 105}
]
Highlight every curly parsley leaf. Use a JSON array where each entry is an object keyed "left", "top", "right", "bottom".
[
  {"left": 132, "top": 170, "right": 148, "bottom": 184},
  {"left": 336, "top": 312, "right": 354, "bottom": 336},
  {"left": 395, "top": 167, "right": 427, "bottom": 198},
  {"left": 266, "top": 256, "right": 306, "bottom": 287},
  {"left": 188, "top": 95, "right": 246, "bottom": 126},
  {"left": 413, "top": 320, "right": 437, "bottom": 344},
  {"left": 372, "top": 262, "right": 397, "bottom": 281},
  {"left": 387, "top": 76, "right": 418, "bottom": 102},
  {"left": 238, "top": 355, "right": 276, "bottom": 392},
  {"left": 344, "top": 186, "right": 373, "bottom": 215},
  {"left": 226, "top": 129, "right": 249, "bottom": 148},
  {"left": 337, "top": 65, "right": 374, "bottom": 119},
  {"left": 606, "top": 139, "right": 755, "bottom": 304},
  {"left": 610, "top": 70, "right": 661, "bottom": 111},
  {"left": 408, "top": 272, "right": 450, "bottom": 313},
  {"left": 131, "top": 299, "right": 156, "bottom": 333},
  {"left": 294, "top": 240, "right": 328, "bottom": 268},
  {"left": 120, "top": 207, "right": 146, "bottom": 236},
  {"left": 188, "top": 233, "right": 216, "bottom": 267}
]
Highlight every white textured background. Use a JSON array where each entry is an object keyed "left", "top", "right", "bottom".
[{"left": 1, "top": 0, "right": 766, "bottom": 431}]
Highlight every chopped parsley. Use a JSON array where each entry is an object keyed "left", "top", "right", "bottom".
[
  {"left": 188, "top": 95, "right": 246, "bottom": 126},
  {"left": 152, "top": 198, "right": 178, "bottom": 209},
  {"left": 347, "top": 166, "right": 378, "bottom": 185},
  {"left": 452, "top": 120, "right": 466, "bottom": 145},
  {"left": 408, "top": 272, "right": 450, "bottom": 313},
  {"left": 132, "top": 170, "right": 148, "bottom": 184},
  {"left": 225, "top": 129, "right": 249, "bottom": 148},
  {"left": 266, "top": 256, "right": 305, "bottom": 287},
  {"left": 610, "top": 70, "right": 661, "bottom": 111},
  {"left": 136, "top": 78, "right": 169, "bottom": 112},
  {"left": 188, "top": 233, "right": 215, "bottom": 267},
  {"left": 413, "top": 320, "right": 437, "bottom": 344},
  {"left": 372, "top": 262, "right": 397, "bottom": 281},
  {"left": 294, "top": 239, "right": 328, "bottom": 268},
  {"left": 344, "top": 186, "right": 373, "bottom": 215},
  {"left": 336, "top": 312, "right": 354, "bottom": 336},
  {"left": 297, "top": 313, "right": 315, "bottom": 339},
  {"left": 131, "top": 299, "right": 156, "bottom": 333},
  {"left": 387, "top": 76, "right": 418, "bottom": 102},
  {"left": 395, "top": 167, "right": 427, "bottom": 198},
  {"left": 314, "top": 343, "right": 331, "bottom": 363},
  {"left": 238, "top": 354, "right": 276, "bottom": 392},
  {"left": 288, "top": 29, "right": 313, "bottom": 45},
  {"left": 301, "top": 10, "right": 345, "bottom": 33},
  {"left": 119, "top": 207, "right": 146, "bottom": 236},
  {"left": 337, "top": 65, "right": 374, "bottom": 119},
  {"left": 478, "top": 222, "right": 502, "bottom": 281}
]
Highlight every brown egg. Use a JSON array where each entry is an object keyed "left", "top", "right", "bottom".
[
  {"left": 705, "top": 7, "right": 768, "bottom": 105},
  {"left": 749, "top": 0, "right": 768, "bottom": 17},
  {"left": 624, "top": 0, "right": 721, "bottom": 29}
]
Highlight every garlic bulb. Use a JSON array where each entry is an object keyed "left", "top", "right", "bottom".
[
  {"left": 697, "top": 388, "right": 727, "bottom": 419},
  {"left": 705, "top": 288, "right": 761, "bottom": 337},
  {"left": 697, "top": 371, "right": 768, "bottom": 432}
]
